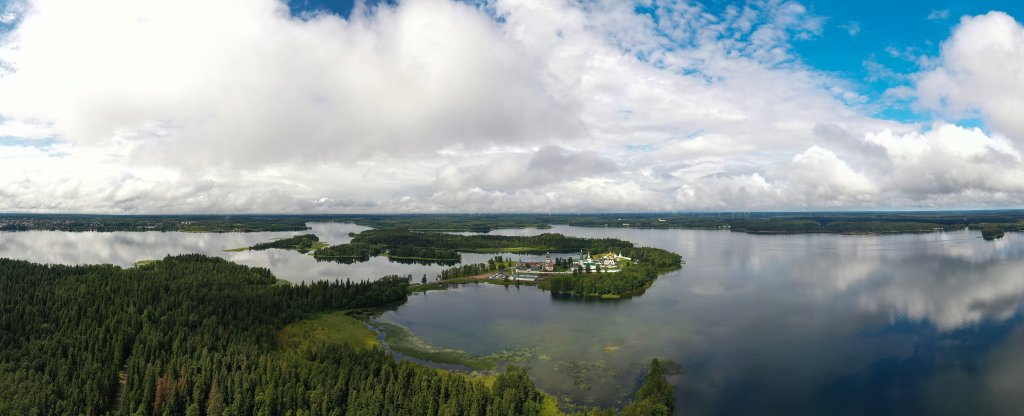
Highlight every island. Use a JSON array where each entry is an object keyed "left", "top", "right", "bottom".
[
  {"left": 982, "top": 227, "right": 1006, "bottom": 241},
  {"left": 313, "top": 228, "right": 638, "bottom": 263},
  {"left": 305, "top": 229, "right": 684, "bottom": 298},
  {"left": 431, "top": 248, "right": 682, "bottom": 298},
  {"left": 539, "top": 248, "right": 682, "bottom": 298},
  {"left": 229, "top": 233, "right": 328, "bottom": 253},
  {"left": 311, "top": 241, "right": 390, "bottom": 262}
]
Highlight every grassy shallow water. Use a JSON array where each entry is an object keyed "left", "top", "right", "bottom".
[{"left": 370, "top": 320, "right": 542, "bottom": 371}]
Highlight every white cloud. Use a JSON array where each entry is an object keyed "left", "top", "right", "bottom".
[
  {"left": 0, "top": 0, "right": 580, "bottom": 168},
  {"left": 0, "top": 118, "right": 53, "bottom": 139},
  {"left": 840, "top": 21, "right": 861, "bottom": 36},
  {"left": 0, "top": 1, "right": 1022, "bottom": 213},
  {"left": 916, "top": 12, "right": 1024, "bottom": 144},
  {"left": 865, "top": 124, "right": 1024, "bottom": 202},
  {"left": 787, "top": 146, "right": 877, "bottom": 201},
  {"left": 928, "top": 9, "right": 950, "bottom": 21}
]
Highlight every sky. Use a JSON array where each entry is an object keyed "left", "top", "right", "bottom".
[{"left": 0, "top": 0, "right": 1023, "bottom": 213}]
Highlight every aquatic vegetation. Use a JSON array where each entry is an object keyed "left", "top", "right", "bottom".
[
  {"left": 371, "top": 320, "right": 497, "bottom": 370},
  {"left": 484, "top": 346, "right": 541, "bottom": 363},
  {"left": 602, "top": 343, "right": 622, "bottom": 353},
  {"left": 371, "top": 320, "right": 542, "bottom": 371},
  {"left": 555, "top": 360, "right": 611, "bottom": 391}
]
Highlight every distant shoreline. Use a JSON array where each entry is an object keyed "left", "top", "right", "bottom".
[{"left": 1, "top": 212, "right": 1021, "bottom": 241}]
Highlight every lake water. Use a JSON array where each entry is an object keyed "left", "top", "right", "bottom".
[
  {"left": 3, "top": 224, "right": 1024, "bottom": 415},
  {"left": 377, "top": 226, "right": 1024, "bottom": 415},
  {"left": 0, "top": 222, "right": 542, "bottom": 283}
]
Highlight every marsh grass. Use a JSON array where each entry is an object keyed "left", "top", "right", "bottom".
[{"left": 371, "top": 320, "right": 540, "bottom": 371}]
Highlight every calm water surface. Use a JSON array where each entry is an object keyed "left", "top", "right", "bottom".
[
  {"left": 0, "top": 222, "right": 536, "bottom": 283},
  {"left": 3, "top": 224, "right": 1024, "bottom": 415},
  {"left": 378, "top": 226, "right": 1024, "bottom": 415}
]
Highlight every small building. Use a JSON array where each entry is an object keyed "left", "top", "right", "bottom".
[
  {"left": 573, "top": 251, "right": 630, "bottom": 273},
  {"left": 516, "top": 261, "right": 544, "bottom": 273}
]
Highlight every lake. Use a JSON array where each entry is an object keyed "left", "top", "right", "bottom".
[
  {"left": 0, "top": 222, "right": 539, "bottom": 283},
  {"left": 3, "top": 224, "right": 1024, "bottom": 415}
]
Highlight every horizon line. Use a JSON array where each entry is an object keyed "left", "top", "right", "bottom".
[{"left": 3, "top": 209, "right": 1024, "bottom": 216}]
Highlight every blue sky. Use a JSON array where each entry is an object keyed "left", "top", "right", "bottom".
[
  {"left": 289, "top": 0, "right": 393, "bottom": 18},
  {"left": 793, "top": 0, "right": 1023, "bottom": 124}
]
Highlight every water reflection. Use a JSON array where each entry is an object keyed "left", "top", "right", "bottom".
[
  {"left": 0, "top": 222, "right": 370, "bottom": 282},
  {"left": 0, "top": 223, "right": 578, "bottom": 283},
  {"left": 376, "top": 227, "right": 1024, "bottom": 415},
  {"left": 387, "top": 257, "right": 460, "bottom": 266}
]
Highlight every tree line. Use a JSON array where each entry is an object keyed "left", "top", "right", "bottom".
[
  {"left": 622, "top": 359, "right": 675, "bottom": 416},
  {"left": 542, "top": 265, "right": 658, "bottom": 296},
  {"left": 0, "top": 214, "right": 310, "bottom": 233},
  {"left": 313, "top": 230, "right": 637, "bottom": 265},
  {"left": 439, "top": 262, "right": 492, "bottom": 280},
  {"left": 7, "top": 212, "right": 1024, "bottom": 239},
  {"left": 349, "top": 229, "right": 634, "bottom": 254},
  {"left": 248, "top": 234, "right": 321, "bottom": 253},
  {"left": 313, "top": 242, "right": 386, "bottom": 261},
  {"left": 0, "top": 254, "right": 675, "bottom": 415},
  {"left": 0, "top": 255, "right": 540, "bottom": 415}
]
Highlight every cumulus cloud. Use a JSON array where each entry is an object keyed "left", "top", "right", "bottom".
[
  {"left": 866, "top": 124, "right": 1024, "bottom": 202},
  {"left": 0, "top": 0, "right": 580, "bottom": 167},
  {"left": 0, "top": 1, "right": 1022, "bottom": 213},
  {"left": 916, "top": 12, "right": 1024, "bottom": 144}
]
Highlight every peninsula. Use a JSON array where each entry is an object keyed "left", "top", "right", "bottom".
[{"left": 229, "top": 234, "right": 328, "bottom": 253}]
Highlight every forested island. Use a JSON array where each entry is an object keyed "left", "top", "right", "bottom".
[
  {"left": 429, "top": 246, "right": 683, "bottom": 298},
  {"left": 234, "top": 234, "right": 327, "bottom": 253},
  {"left": 313, "top": 229, "right": 637, "bottom": 264},
  {"left": 0, "top": 255, "right": 673, "bottom": 415},
  {"left": 312, "top": 242, "right": 390, "bottom": 262},
  {"left": 539, "top": 247, "right": 682, "bottom": 298},
  {"left": 4, "top": 211, "right": 1024, "bottom": 239}
]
